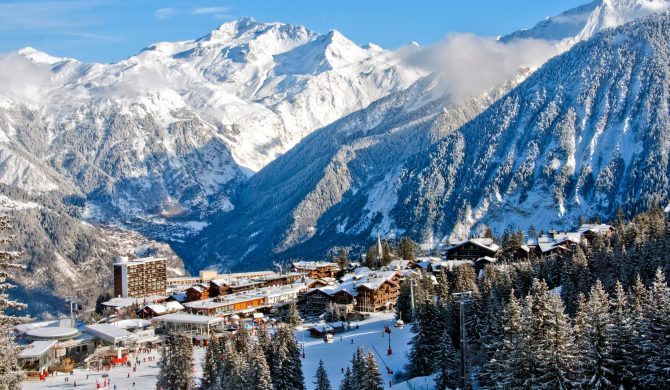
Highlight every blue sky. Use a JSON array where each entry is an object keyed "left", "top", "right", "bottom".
[{"left": 0, "top": 0, "right": 589, "bottom": 63}]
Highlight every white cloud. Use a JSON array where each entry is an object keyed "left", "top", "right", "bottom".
[
  {"left": 155, "top": 7, "right": 177, "bottom": 20},
  {"left": 192, "top": 6, "right": 229, "bottom": 15},
  {"left": 0, "top": 52, "right": 54, "bottom": 104},
  {"left": 398, "top": 33, "right": 559, "bottom": 102}
]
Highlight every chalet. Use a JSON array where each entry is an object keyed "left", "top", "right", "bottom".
[
  {"left": 209, "top": 279, "right": 263, "bottom": 297},
  {"left": 139, "top": 301, "right": 184, "bottom": 318},
  {"left": 186, "top": 284, "right": 210, "bottom": 302},
  {"left": 300, "top": 289, "right": 334, "bottom": 317},
  {"left": 354, "top": 271, "right": 401, "bottom": 313},
  {"left": 446, "top": 238, "right": 500, "bottom": 261},
  {"left": 578, "top": 224, "right": 614, "bottom": 243},
  {"left": 292, "top": 261, "right": 341, "bottom": 279}
]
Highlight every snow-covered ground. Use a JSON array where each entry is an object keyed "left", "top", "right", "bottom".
[
  {"left": 23, "top": 313, "right": 416, "bottom": 390},
  {"left": 23, "top": 347, "right": 205, "bottom": 390},
  {"left": 299, "top": 313, "right": 413, "bottom": 389}
]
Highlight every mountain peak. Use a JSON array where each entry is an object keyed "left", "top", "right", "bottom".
[
  {"left": 502, "top": 0, "right": 670, "bottom": 43},
  {"left": 17, "top": 47, "right": 69, "bottom": 65}
]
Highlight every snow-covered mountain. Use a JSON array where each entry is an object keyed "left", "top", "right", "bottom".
[
  {"left": 502, "top": 0, "right": 670, "bottom": 46},
  {"left": 194, "top": 10, "right": 670, "bottom": 269},
  {"left": 0, "top": 17, "right": 423, "bottom": 234}
]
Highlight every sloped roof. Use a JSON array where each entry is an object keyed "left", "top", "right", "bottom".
[{"left": 446, "top": 238, "right": 500, "bottom": 253}]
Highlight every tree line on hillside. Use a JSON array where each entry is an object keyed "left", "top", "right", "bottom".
[{"left": 398, "top": 207, "right": 670, "bottom": 389}]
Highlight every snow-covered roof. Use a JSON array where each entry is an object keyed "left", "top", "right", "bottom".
[
  {"left": 25, "top": 327, "right": 79, "bottom": 340},
  {"left": 102, "top": 295, "right": 168, "bottom": 308},
  {"left": 446, "top": 238, "right": 500, "bottom": 253},
  {"left": 475, "top": 256, "right": 497, "bottom": 263},
  {"left": 143, "top": 304, "right": 167, "bottom": 315},
  {"left": 292, "top": 261, "right": 339, "bottom": 270},
  {"left": 19, "top": 340, "right": 57, "bottom": 359},
  {"left": 114, "top": 256, "right": 165, "bottom": 266},
  {"left": 85, "top": 324, "right": 133, "bottom": 344},
  {"left": 165, "top": 301, "right": 184, "bottom": 311},
  {"left": 577, "top": 224, "right": 613, "bottom": 235},
  {"left": 152, "top": 313, "right": 224, "bottom": 326}
]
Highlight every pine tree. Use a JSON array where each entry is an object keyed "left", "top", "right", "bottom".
[
  {"left": 407, "top": 301, "right": 444, "bottom": 377},
  {"left": 232, "top": 325, "right": 250, "bottom": 355},
  {"left": 247, "top": 344, "right": 272, "bottom": 390},
  {"left": 434, "top": 327, "right": 459, "bottom": 390},
  {"left": 453, "top": 264, "right": 479, "bottom": 295},
  {"left": 339, "top": 367, "right": 353, "bottom": 390},
  {"left": 286, "top": 301, "right": 302, "bottom": 327},
  {"left": 350, "top": 348, "right": 367, "bottom": 390},
  {"left": 158, "top": 333, "right": 195, "bottom": 390},
  {"left": 257, "top": 322, "right": 275, "bottom": 377},
  {"left": 396, "top": 277, "right": 416, "bottom": 322},
  {"left": 642, "top": 268, "right": 670, "bottom": 387},
  {"left": 575, "top": 280, "right": 615, "bottom": 389},
  {"left": 221, "top": 343, "right": 248, "bottom": 390},
  {"left": 480, "top": 291, "right": 533, "bottom": 389},
  {"left": 0, "top": 216, "right": 26, "bottom": 390},
  {"left": 539, "top": 294, "right": 576, "bottom": 389},
  {"left": 436, "top": 271, "right": 450, "bottom": 304},
  {"left": 201, "top": 337, "right": 220, "bottom": 390},
  {"left": 398, "top": 236, "right": 417, "bottom": 261},
  {"left": 608, "top": 281, "right": 635, "bottom": 388},
  {"left": 363, "top": 352, "right": 384, "bottom": 390},
  {"left": 314, "top": 359, "right": 332, "bottom": 390},
  {"left": 272, "top": 326, "right": 305, "bottom": 390}
]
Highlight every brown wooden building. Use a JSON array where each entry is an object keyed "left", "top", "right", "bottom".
[
  {"left": 446, "top": 238, "right": 500, "bottom": 261},
  {"left": 186, "top": 284, "right": 210, "bottom": 302},
  {"left": 292, "top": 261, "right": 341, "bottom": 279}
]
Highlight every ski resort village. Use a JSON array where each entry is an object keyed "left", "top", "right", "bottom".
[
  {"left": 4, "top": 0, "right": 670, "bottom": 389},
  {"left": 7, "top": 222, "right": 626, "bottom": 389}
]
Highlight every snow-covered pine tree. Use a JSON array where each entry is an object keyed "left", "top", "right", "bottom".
[
  {"left": 577, "top": 280, "right": 615, "bottom": 389},
  {"left": 535, "top": 295, "right": 577, "bottom": 390},
  {"left": 221, "top": 341, "right": 248, "bottom": 390},
  {"left": 272, "top": 326, "right": 305, "bottom": 390},
  {"left": 363, "top": 352, "right": 384, "bottom": 390},
  {"left": 434, "top": 326, "right": 459, "bottom": 390},
  {"left": 0, "top": 216, "right": 27, "bottom": 390},
  {"left": 286, "top": 301, "right": 302, "bottom": 327},
  {"left": 642, "top": 268, "right": 670, "bottom": 387},
  {"left": 435, "top": 270, "right": 450, "bottom": 305},
  {"left": 256, "top": 322, "right": 275, "bottom": 378},
  {"left": 157, "top": 333, "right": 195, "bottom": 390},
  {"left": 232, "top": 325, "right": 250, "bottom": 355},
  {"left": 339, "top": 367, "right": 353, "bottom": 390},
  {"left": 247, "top": 344, "right": 272, "bottom": 390},
  {"left": 608, "top": 281, "right": 635, "bottom": 388},
  {"left": 200, "top": 337, "right": 220, "bottom": 390},
  {"left": 480, "top": 290, "right": 533, "bottom": 389},
  {"left": 453, "top": 264, "right": 479, "bottom": 295},
  {"left": 395, "top": 277, "right": 416, "bottom": 322},
  {"left": 407, "top": 300, "right": 444, "bottom": 377},
  {"left": 314, "top": 359, "right": 331, "bottom": 390},
  {"left": 350, "top": 347, "right": 366, "bottom": 390}
]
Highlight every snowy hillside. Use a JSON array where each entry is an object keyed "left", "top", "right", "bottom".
[
  {"left": 395, "top": 12, "right": 670, "bottom": 243},
  {"left": 0, "top": 17, "right": 423, "bottom": 230}
]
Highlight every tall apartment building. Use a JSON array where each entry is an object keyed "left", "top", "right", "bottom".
[{"left": 113, "top": 256, "right": 167, "bottom": 298}]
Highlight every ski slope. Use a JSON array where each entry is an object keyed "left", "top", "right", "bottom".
[{"left": 23, "top": 313, "right": 415, "bottom": 390}]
